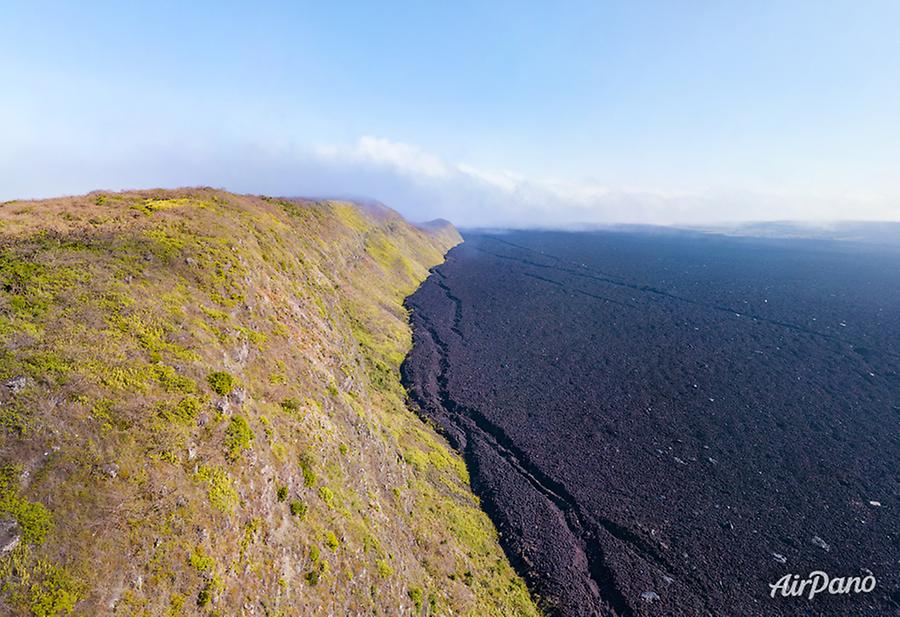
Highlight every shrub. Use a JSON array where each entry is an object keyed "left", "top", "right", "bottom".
[
  {"left": 304, "top": 548, "right": 329, "bottom": 586},
  {"left": 197, "top": 585, "right": 211, "bottom": 607},
  {"left": 0, "top": 464, "right": 53, "bottom": 544},
  {"left": 25, "top": 559, "right": 81, "bottom": 617},
  {"left": 196, "top": 465, "right": 238, "bottom": 512},
  {"left": 376, "top": 559, "right": 393, "bottom": 579},
  {"left": 408, "top": 587, "right": 424, "bottom": 612},
  {"left": 299, "top": 455, "right": 316, "bottom": 487},
  {"left": 325, "top": 530, "right": 339, "bottom": 551},
  {"left": 206, "top": 371, "right": 235, "bottom": 395},
  {"left": 152, "top": 364, "right": 196, "bottom": 393},
  {"left": 276, "top": 485, "right": 288, "bottom": 502},
  {"left": 158, "top": 395, "right": 202, "bottom": 425},
  {"left": 318, "top": 486, "right": 334, "bottom": 508},
  {"left": 14, "top": 501, "right": 52, "bottom": 544},
  {"left": 289, "top": 500, "right": 307, "bottom": 518},
  {"left": 224, "top": 415, "right": 254, "bottom": 461},
  {"left": 166, "top": 593, "right": 185, "bottom": 617},
  {"left": 177, "top": 396, "right": 202, "bottom": 420},
  {"left": 189, "top": 547, "right": 214, "bottom": 572},
  {"left": 280, "top": 398, "right": 300, "bottom": 414}
]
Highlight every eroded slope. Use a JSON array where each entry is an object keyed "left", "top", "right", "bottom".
[{"left": 0, "top": 190, "right": 537, "bottom": 616}]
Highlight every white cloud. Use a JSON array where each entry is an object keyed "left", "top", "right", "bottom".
[
  {"left": 2, "top": 134, "right": 898, "bottom": 228},
  {"left": 316, "top": 136, "right": 450, "bottom": 179},
  {"left": 306, "top": 136, "right": 900, "bottom": 227},
  {"left": 455, "top": 164, "right": 524, "bottom": 193}
]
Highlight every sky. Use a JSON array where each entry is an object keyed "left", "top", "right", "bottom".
[{"left": 2, "top": 1, "right": 899, "bottom": 226}]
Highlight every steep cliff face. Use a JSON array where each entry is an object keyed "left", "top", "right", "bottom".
[{"left": 0, "top": 189, "right": 537, "bottom": 616}]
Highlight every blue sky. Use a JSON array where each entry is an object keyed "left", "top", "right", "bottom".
[{"left": 2, "top": 1, "right": 899, "bottom": 225}]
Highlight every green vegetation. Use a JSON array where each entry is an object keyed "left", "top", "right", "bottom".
[
  {"left": 408, "top": 586, "right": 424, "bottom": 612},
  {"left": 206, "top": 370, "right": 235, "bottom": 395},
  {"left": 196, "top": 464, "right": 239, "bottom": 512},
  {"left": 324, "top": 530, "right": 339, "bottom": 551},
  {"left": 152, "top": 364, "right": 196, "bottom": 393},
  {"left": 376, "top": 559, "right": 393, "bottom": 579},
  {"left": 188, "top": 546, "right": 215, "bottom": 573},
  {"left": 0, "top": 545, "right": 83, "bottom": 617},
  {"left": 164, "top": 593, "right": 185, "bottom": 617},
  {"left": 0, "top": 250, "right": 80, "bottom": 327},
  {"left": 0, "top": 465, "right": 52, "bottom": 544},
  {"left": 299, "top": 455, "right": 316, "bottom": 487},
  {"left": 318, "top": 486, "right": 335, "bottom": 508},
  {"left": 280, "top": 397, "right": 300, "bottom": 414},
  {"left": 224, "top": 414, "right": 254, "bottom": 461},
  {"left": 157, "top": 395, "right": 202, "bottom": 424},
  {"left": 7, "top": 500, "right": 51, "bottom": 545},
  {"left": 196, "top": 585, "right": 211, "bottom": 607},
  {"left": 0, "top": 189, "right": 536, "bottom": 616},
  {"left": 289, "top": 500, "right": 307, "bottom": 518},
  {"left": 305, "top": 567, "right": 322, "bottom": 586},
  {"left": 304, "top": 544, "right": 329, "bottom": 587}
]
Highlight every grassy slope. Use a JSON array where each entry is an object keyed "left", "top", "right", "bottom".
[{"left": 0, "top": 189, "right": 537, "bottom": 616}]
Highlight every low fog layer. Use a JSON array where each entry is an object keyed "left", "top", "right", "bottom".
[{"left": 3, "top": 136, "right": 898, "bottom": 228}]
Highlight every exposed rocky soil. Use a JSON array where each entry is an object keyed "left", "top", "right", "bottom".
[{"left": 402, "top": 230, "right": 900, "bottom": 616}]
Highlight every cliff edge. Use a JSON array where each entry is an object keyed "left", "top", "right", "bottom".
[{"left": 0, "top": 189, "right": 537, "bottom": 616}]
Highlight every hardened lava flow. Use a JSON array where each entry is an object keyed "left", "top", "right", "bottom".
[{"left": 402, "top": 230, "right": 900, "bottom": 617}]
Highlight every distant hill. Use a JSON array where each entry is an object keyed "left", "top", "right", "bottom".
[{"left": 0, "top": 189, "right": 536, "bottom": 616}]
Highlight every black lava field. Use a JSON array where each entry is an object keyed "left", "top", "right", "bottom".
[{"left": 401, "top": 230, "right": 899, "bottom": 617}]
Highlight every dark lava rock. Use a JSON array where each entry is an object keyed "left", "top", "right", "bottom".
[{"left": 402, "top": 230, "right": 900, "bottom": 617}]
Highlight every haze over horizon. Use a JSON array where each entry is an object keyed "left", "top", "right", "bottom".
[{"left": 3, "top": 1, "right": 899, "bottom": 226}]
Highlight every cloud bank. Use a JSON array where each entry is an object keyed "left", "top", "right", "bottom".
[
  {"left": 310, "top": 137, "right": 900, "bottom": 227},
  {"left": 2, "top": 135, "right": 897, "bottom": 227}
]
